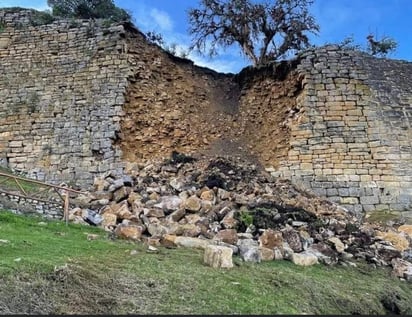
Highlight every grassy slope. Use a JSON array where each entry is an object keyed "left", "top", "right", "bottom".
[{"left": 0, "top": 210, "right": 411, "bottom": 315}]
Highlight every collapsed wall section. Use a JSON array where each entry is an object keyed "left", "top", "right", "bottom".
[
  {"left": 120, "top": 32, "right": 302, "bottom": 168},
  {"left": 277, "top": 46, "right": 412, "bottom": 215},
  {"left": 0, "top": 9, "right": 410, "bottom": 215},
  {"left": 119, "top": 29, "right": 241, "bottom": 163},
  {"left": 0, "top": 9, "right": 128, "bottom": 188},
  {"left": 235, "top": 62, "right": 303, "bottom": 167}
]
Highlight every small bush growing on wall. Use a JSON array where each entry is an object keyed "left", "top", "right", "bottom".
[
  {"left": 367, "top": 34, "right": 397, "bottom": 58},
  {"left": 0, "top": 20, "right": 6, "bottom": 33},
  {"left": 30, "top": 10, "right": 56, "bottom": 26}
]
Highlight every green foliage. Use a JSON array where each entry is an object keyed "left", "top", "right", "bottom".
[
  {"left": 345, "top": 222, "right": 360, "bottom": 235},
  {"left": 0, "top": 20, "right": 6, "bottom": 33},
  {"left": 335, "top": 34, "right": 362, "bottom": 51},
  {"left": 188, "top": 0, "right": 319, "bottom": 66},
  {"left": 328, "top": 32, "right": 398, "bottom": 58},
  {"left": 29, "top": 10, "right": 56, "bottom": 26},
  {"left": 367, "top": 34, "right": 398, "bottom": 57},
  {"left": 146, "top": 31, "right": 165, "bottom": 47},
  {"left": 146, "top": 31, "right": 190, "bottom": 59},
  {"left": 68, "top": 18, "right": 82, "bottom": 28},
  {"left": 239, "top": 209, "right": 254, "bottom": 226},
  {"left": 46, "top": 0, "right": 131, "bottom": 22}
]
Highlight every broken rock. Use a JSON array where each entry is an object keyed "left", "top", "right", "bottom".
[
  {"left": 391, "top": 258, "right": 412, "bottom": 282},
  {"left": 213, "top": 229, "right": 238, "bottom": 245},
  {"left": 292, "top": 251, "right": 319, "bottom": 266},
  {"left": 101, "top": 212, "right": 117, "bottom": 229},
  {"left": 328, "top": 237, "right": 346, "bottom": 253},
  {"left": 282, "top": 229, "right": 303, "bottom": 253},
  {"left": 203, "top": 245, "right": 233, "bottom": 269},
  {"left": 376, "top": 230, "right": 410, "bottom": 252},
  {"left": 259, "top": 229, "right": 283, "bottom": 249},
  {"left": 154, "top": 195, "right": 182, "bottom": 212},
  {"left": 114, "top": 224, "right": 144, "bottom": 241},
  {"left": 174, "top": 236, "right": 211, "bottom": 250},
  {"left": 398, "top": 225, "right": 412, "bottom": 238},
  {"left": 259, "top": 247, "right": 275, "bottom": 261},
  {"left": 184, "top": 195, "right": 202, "bottom": 212},
  {"left": 237, "top": 239, "right": 261, "bottom": 263}
]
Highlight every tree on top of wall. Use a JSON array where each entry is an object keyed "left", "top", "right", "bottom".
[
  {"left": 187, "top": 0, "right": 319, "bottom": 67},
  {"left": 47, "top": 0, "right": 131, "bottom": 22}
]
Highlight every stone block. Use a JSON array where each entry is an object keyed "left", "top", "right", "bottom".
[
  {"left": 338, "top": 188, "right": 349, "bottom": 196},
  {"left": 291, "top": 252, "right": 319, "bottom": 266},
  {"left": 203, "top": 245, "right": 233, "bottom": 269},
  {"left": 326, "top": 188, "right": 338, "bottom": 196},
  {"left": 360, "top": 196, "right": 379, "bottom": 205},
  {"left": 362, "top": 204, "right": 376, "bottom": 212},
  {"left": 341, "top": 197, "right": 359, "bottom": 204},
  {"left": 259, "top": 229, "right": 283, "bottom": 249},
  {"left": 259, "top": 247, "right": 275, "bottom": 261}
]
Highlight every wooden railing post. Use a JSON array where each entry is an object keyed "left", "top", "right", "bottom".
[
  {"left": 63, "top": 188, "right": 69, "bottom": 226},
  {"left": 0, "top": 171, "right": 85, "bottom": 225}
]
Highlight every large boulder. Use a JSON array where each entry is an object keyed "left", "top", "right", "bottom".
[
  {"left": 398, "top": 225, "right": 412, "bottom": 238},
  {"left": 114, "top": 224, "right": 144, "bottom": 241},
  {"left": 237, "top": 239, "right": 261, "bottom": 263},
  {"left": 154, "top": 195, "right": 183, "bottom": 212},
  {"left": 391, "top": 258, "right": 412, "bottom": 282},
  {"left": 259, "top": 247, "right": 275, "bottom": 261},
  {"left": 259, "top": 229, "right": 283, "bottom": 249},
  {"left": 376, "top": 230, "right": 410, "bottom": 252},
  {"left": 213, "top": 229, "right": 238, "bottom": 245},
  {"left": 147, "top": 223, "right": 169, "bottom": 238},
  {"left": 221, "top": 210, "right": 238, "bottom": 229},
  {"left": 328, "top": 237, "right": 346, "bottom": 253},
  {"left": 174, "top": 236, "right": 212, "bottom": 250},
  {"left": 282, "top": 229, "right": 303, "bottom": 253},
  {"left": 203, "top": 245, "right": 233, "bottom": 268},
  {"left": 291, "top": 252, "right": 319, "bottom": 266},
  {"left": 101, "top": 212, "right": 117, "bottom": 229},
  {"left": 306, "top": 243, "right": 338, "bottom": 265}
]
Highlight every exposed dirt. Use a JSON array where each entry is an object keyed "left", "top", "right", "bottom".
[{"left": 119, "top": 30, "right": 303, "bottom": 169}]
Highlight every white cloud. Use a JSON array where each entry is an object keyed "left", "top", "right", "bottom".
[
  {"left": 149, "top": 8, "right": 173, "bottom": 32},
  {"left": 131, "top": 4, "right": 175, "bottom": 34},
  {"left": 189, "top": 53, "right": 245, "bottom": 74},
  {"left": 0, "top": 0, "right": 49, "bottom": 10}
]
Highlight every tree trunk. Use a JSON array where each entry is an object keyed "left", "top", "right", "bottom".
[{"left": 242, "top": 42, "right": 258, "bottom": 66}]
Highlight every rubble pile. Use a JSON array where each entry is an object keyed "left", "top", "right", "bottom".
[{"left": 70, "top": 153, "right": 412, "bottom": 281}]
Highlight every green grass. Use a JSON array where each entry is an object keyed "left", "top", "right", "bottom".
[
  {"left": 1, "top": 210, "right": 411, "bottom": 315},
  {"left": 365, "top": 210, "right": 409, "bottom": 225},
  {"left": 0, "top": 166, "right": 40, "bottom": 193},
  {"left": 0, "top": 211, "right": 133, "bottom": 274}
]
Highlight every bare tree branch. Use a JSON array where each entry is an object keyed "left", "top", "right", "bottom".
[{"left": 188, "top": 0, "right": 319, "bottom": 66}]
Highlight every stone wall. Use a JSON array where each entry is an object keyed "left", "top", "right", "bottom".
[
  {"left": 0, "top": 192, "right": 63, "bottom": 218},
  {"left": 0, "top": 9, "right": 411, "bottom": 214},
  {"left": 276, "top": 46, "right": 412, "bottom": 215},
  {"left": 0, "top": 8, "right": 128, "bottom": 188}
]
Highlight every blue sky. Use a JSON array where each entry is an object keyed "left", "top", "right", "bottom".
[{"left": 1, "top": 0, "right": 411, "bottom": 73}]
